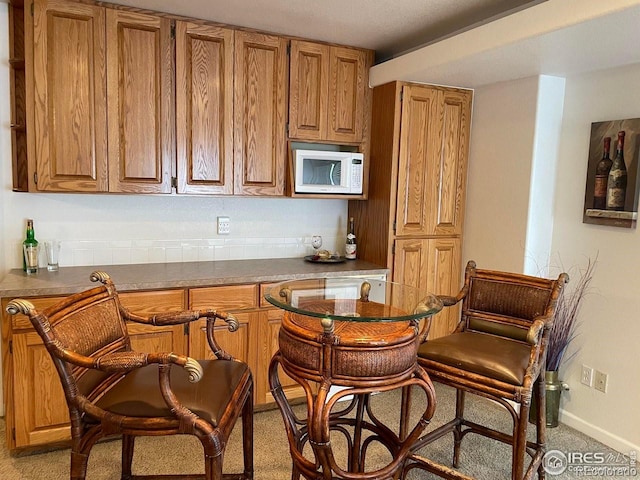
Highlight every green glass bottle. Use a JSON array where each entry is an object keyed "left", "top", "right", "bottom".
[{"left": 22, "top": 219, "right": 38, "bottom": 271}]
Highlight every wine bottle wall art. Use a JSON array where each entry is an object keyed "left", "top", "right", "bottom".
[{"left": 583, "top": 118, "right": 640, "bottom": 229}]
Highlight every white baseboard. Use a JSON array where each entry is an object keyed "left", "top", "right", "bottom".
[{"left": 559, "top": 408, "right": 640, "bottom": 454}]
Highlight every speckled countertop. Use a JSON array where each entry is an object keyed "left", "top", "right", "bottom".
[{"left": 0, "top": 258, "right": 388, "bottom": 298}]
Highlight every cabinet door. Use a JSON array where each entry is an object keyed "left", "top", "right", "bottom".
[
  {"left": 176, "top": 22, "right": 234, "bottom": 194},
  {"left": 393, "top": 237, "right": 461, "bottom": 339},
  {"left": 118, "top": 290, "right": 188, "bottom": 355},
  {"left": 188, "top": 284, "right": 257, "bottom": 364},
  {"left": 327, "top": 46, "right": 367, "bottom": 144},
  {"left": 4, "top": 290, "right": 189, "bottom": 450},
  {"left": 32, "top": 0, "right": 108, "bottom": 192},
  {"left": 233, "top": 31, "right": 288, "bottom": 195},
  {"left": 429, "top": 89, "right": 472, "bottom": 236},
  {"left": 4, "top": 296, "right": 69, "bottom": 450},
  {"left": 188, "top": 312, "right": 252, "bottom": 364},
  {"left": 253, "top": 308, "right": 307, "bottom": 405},
  {"left": 106, "top": 9, "right": 173, "bottom": 193},
  {"left": 395, "top": 85, "right": 443, "bottom": 237},
  {"left": 288, "top": 40, "right": 329, "bottom": 141},
  {"left": 424, "top": 237, "right": 462, "bottom": 338}
]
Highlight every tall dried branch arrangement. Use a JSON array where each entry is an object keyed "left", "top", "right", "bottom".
[{"left": 546, "top": 257, "right": 596, "bottom": 371}]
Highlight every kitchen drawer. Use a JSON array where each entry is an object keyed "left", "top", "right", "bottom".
[
  {"left": 259, "top": 279, "right": 324, "bottom": 308},
  {"left": 189, "top": 284, "right": 258, "bottom": 311},
  {"left": 118, "top": 289, "right": 186, "bottom": 313},
  {"left": 4, "top": 296, "right": 65, "bottom": 331}
]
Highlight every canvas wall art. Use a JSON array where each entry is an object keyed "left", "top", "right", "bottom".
[{"left": 583, "top": 117, "right": 640, "bottom": 228}]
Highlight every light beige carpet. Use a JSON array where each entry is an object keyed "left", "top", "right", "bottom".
[{"left": 0, "top": 384, "right": 633, "bottom": 479}]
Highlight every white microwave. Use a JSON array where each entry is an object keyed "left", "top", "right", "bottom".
[{"left": 293, "top": 149, "right": 364, "bottom": 194}]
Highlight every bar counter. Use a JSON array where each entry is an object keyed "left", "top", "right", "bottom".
[{"left": 0, "top": 258, "right": 388, "bottom": 298}]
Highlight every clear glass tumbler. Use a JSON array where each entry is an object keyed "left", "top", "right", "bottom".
[{"left": 45, "top": 240, "right": 61, "bottom": 271}]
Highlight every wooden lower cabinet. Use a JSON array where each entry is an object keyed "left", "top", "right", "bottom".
[
  {"left": 253, "top": 308, "right": 306, "bottom": 406},
  {"left": 2, "top": 281, "right": 317, "bottom": 451},
  {"left": 393, "top": 237, "right": 462, "bottom": 339},
  {"left": 1, "top": 289, "right": 188, "bottom": 451}
]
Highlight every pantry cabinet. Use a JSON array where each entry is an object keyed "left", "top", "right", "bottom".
[
  {"left": 288, "top": 40, "right": 371, "bottom": 144},
  {"left": 349, "top": 81, "right": 472, "bottom": 338}
]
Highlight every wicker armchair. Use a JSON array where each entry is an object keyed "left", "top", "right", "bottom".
[
  {"left": 404, "top": 261, "right": 568, "bottom": 480},
  {"left": 5, "top": 272, "right": 253, "bottom": 480}
]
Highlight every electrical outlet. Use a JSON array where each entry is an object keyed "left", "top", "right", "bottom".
[
  {"left": 594, "top": 370, "right": 608, "bottom": 393},
  {"left": 217, "top": 216, "right": 230, "bottom": 235},
  {"left": 581, "top": 365, "right": 594, "bottom": 387}
]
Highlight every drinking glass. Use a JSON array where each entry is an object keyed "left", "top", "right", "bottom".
[
  {"left": 311, "top": 235, "right": 323, "bottom": 252},
  {"left": 45, "top": 240, "right": 61, "bottom": 271}
]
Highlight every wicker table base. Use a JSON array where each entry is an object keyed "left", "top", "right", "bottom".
[{"left": 269, "top": 309, "right": 437, "bottom": 480}]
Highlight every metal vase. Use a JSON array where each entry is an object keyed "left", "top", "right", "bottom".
[{"left": 529, "top": 370, "right": 567, "bottom": 428}]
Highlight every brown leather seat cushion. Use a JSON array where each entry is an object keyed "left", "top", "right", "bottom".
[
  {"left": 95, "top": 360, "right": 249, "bottom": 426},
  {"left": 418, "top": 332, "right": 531, "bottom": 386}
]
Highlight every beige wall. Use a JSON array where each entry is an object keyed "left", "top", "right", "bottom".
[
  {"left": 550, "top": 63, "right": 640, "bottom": 452},
  {"left": 464, "top": 67, "right": 640, "bottom": 453}
]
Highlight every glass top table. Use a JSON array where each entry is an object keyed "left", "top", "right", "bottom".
[
  {"left": 265, "top": 276, "right": 444, "bottom": 480},
  {"left": 264, "top": 276, "right": 443, "bottom": 325}
]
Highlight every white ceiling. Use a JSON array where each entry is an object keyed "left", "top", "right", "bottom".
[
  {"left": 370, "top": 0, "right": 640, "bottom": 88},
  {"left": 105, "top": 0, "right": 541, "bottom": 62}
]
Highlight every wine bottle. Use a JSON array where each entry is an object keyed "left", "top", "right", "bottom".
[
  {"left": 606, "top": 131, "right": 627, "bottom": 211},
  {"left": 593, "top": 136, "right": 612, "bottom": 209},
  {"left": 22, "top": 219, "right": 38, "bottom": 271},
  {"left": 345, "top": 217, "right": 357, "bottom": 260}
]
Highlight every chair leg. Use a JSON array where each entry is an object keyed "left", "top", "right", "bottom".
[
  {"left": 70, "top": 450, "right": 90, "bottom": 480},
  {"left": 242, "top": 387, "right": 255, "bottom": 480},
  {"left": 513, "top": 403, "right": 530, "bottom": 480},
  {"left": 205, "top": 453, "right": 224, "bottom": 480},
  {"left": 536, "top": 377, "right": 547, "bottom": 480},
  {"left": 121, "top": 434, "right": 135, "bottom": 479},
  {"left": 452, "top": 389, "right": 465, "bottom": 468}
]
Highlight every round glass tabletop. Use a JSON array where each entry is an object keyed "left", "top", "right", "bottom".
[{"left": 264, "top": 277, "right": 442, "bottom": 323}]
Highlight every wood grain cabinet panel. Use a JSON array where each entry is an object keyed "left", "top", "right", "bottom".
[
  {"left": 395, "top": 85, "right": 442, "bottom": 237},
  {"left": 233, "top": 30, "right": 288, "bottom": 196},
  {"left": 289, "top": 40, "right": 369, "bottom": 144},
  {"left": 32, "top": 0, "right": 108, "bottom": 192},
  {"left": 106, "top": 9, "right": 174, "bottom": 193},
  {"left": 288, "top": 40, "right": 329, "bottom": 141},
  {"left": 393, "top": 237, "right": 461, "bottom": 338},
  {"left": 2, "top": 289, "right": 188, "bottom": 451},
  {"left": 349, "top": 82, "right": 472, "bottom": 339},
  {"left": 188, "top": 284, "right": 257, "bottom": 362},
  {"left": 327, "top": 46, "right": 367, "bottom": 143},
  {"left": 176, "top": 22, "right": 234, "bottom": 194}
]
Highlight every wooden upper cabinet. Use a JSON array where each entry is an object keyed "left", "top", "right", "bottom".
[
  {"left": 395, "top": 84, "right": 442, "bottom": 237},
  {"left": 32, "top": 0, "right": 108, "bottom": 192},
  {"left": 288, "top": 40, "right": 329, "bottom": 141},
  {"left": 106, "top": 9, "right": 174, "bottom": 193},
  {"left": 289, "top": 41, "right": 368, "bottom": 144},
  {"left": 234, "top": 31, "right": 288, "bottom": 196},
  {"left": 432, "top": 89, "right": 472, "bottom": 236},
  {"left": 327, "top": 46, "right": 367, "bottom": 143},
  {"left": 395, "top": 84, "right": 471, "bottom": 237},
  {"left": 176, "top": 22, "right": 234, "bottom": 195}
]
